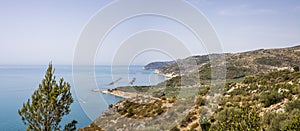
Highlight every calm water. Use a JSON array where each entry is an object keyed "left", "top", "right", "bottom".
[{"left": 0, "top": 65, "right": 165, "bottom": 130}]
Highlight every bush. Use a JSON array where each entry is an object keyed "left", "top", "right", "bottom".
[
  {"left": 262, "top": 112, "right": 286, "bottom": 131},
  {"left": 260, "top": 90, "right": 283, "bottom": 107},
  {"left": 226, "top": 66, "right": 252, "bottom": 79},
  {"left": 285, "top": 99, "right": 300, "bottom": 112},
  {"left": 212, "top": 106, "right": 260, "bottom": 131},
  {"left": 282, "top": 114, "right": 300, "bottom": 130},
  {"left": 293, "top": 65, "right": 300, "bottom": 72},
  {"left": 199, "top": 117, "right": 211, "bottom": 131},
  {"left": 255, "top": 56, "right": 282, "bottom": 66},
  {"left": 198, "top": 86, "right": 210, "bottom": 96},
  {"left": 242, "top": 76, "right": 256, "bottom": 84},
  {"left": 262, "top": 110, "right": 300, "bottom": 131}
]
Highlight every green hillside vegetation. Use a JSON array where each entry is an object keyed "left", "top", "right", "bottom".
[
  {"left": 88, "top": 69, "right": 300, "bottom": 131},
  {"left": 157, "top": 46, "right": 300, "bottom": 83},
  {"left": 116, "top": 99, "right": 166, "bottom": 119},
  {"left": 167, "top": 69, "right": 300, "bottom": 131},
  {"left": 80, "top": 46, "right": 300, "bottom": 131}
]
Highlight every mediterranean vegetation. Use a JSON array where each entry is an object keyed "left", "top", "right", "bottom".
[
  {"left": 81, "top": 45, "right": 300, "bottom": 130},
  {"left": 18, "top": 63, "right": 77, "bottom": 131}
]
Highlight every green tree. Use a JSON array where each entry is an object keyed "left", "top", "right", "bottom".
[{"left": 18, "top": 63, "right": 77, "bottom": 131}]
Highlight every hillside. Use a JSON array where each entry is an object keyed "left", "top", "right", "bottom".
[
  {"left": 154, "top": 45, "right": 300, "bottom": 79},
  {"left": 80, "top": 45, "right": 300, "bottom": 131},
  {"left": 144, "top": 61, "right": 175, "bottom": 70}
]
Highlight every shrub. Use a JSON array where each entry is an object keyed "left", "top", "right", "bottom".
[
  {"left": 262, "top": 112, "right": 286, "bottom": 131},
  {"left": 199, "top": 117, "right": 211, "bottom": 131},
  {"left": 198, "top": 86, "right": 210, "bottom": 96},
  {"left": 260, "top": 90, "right": 284, "bottom": 107},
  {"left": 242, "top": 76, "right": 256, "bottom": 84},
  {"left": 262, "top": 110, "right": 300, "bottom": 131},
  {"left": 255, "top": 56, "right": 282, "bottom": 66},
  {"left": 282, "top": 114, "right": 300, "bottom": 130},
  {"left": 285, "top": 99, "right": 300, "bottom": 112},
  {"left": 213, "top": 106, "right": 260, "bottom": 131},
  {"left": 293, "top": 65, "right": 300, "bottom": 72},
  {"left": 226, "top": 66, "right": 252, "bottom": 79}
]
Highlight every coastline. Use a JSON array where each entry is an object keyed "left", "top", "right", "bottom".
[
  {"left": 93, "top": 88, "right": 159, "bottom": 101},
  {"left": 154, "top": 69, "right": 178, "bottom": 80},
  {"left": 101, "top": 90, "right": 138, "bottom": 99}
]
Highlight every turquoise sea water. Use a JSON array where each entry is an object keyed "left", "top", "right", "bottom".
[{"left": 0, "top": 65, "right": 165, "bottom": 130}]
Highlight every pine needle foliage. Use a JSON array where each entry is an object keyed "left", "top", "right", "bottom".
[{"left": 18, "top": 63, "right": 77, "bottom": 131}]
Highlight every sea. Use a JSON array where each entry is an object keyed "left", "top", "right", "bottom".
[{"left": 0, "top": 65, "right": 165, "bottom": 130}]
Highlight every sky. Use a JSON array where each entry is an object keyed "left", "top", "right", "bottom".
[{"left": 0, "top": 0, "right": 299, "bottom": 65}]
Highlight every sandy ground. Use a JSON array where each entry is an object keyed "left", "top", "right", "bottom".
[{"left": 101, "top": 90, "right": 138, "bottom": 99}]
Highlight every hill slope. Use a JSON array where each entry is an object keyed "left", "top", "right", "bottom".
[
  {"left": 155, "top": 45, "right": 300, "bottom": 79},
  {"left": 81, "top": 45, "right": 300, "bottom": 131}
]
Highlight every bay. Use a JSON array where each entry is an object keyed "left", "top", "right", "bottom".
[{"left": 0, "top": 65, "right": 165, "bottom": 130}]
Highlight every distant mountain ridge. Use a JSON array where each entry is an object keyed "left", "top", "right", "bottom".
[
  {"left": 151, "top": 45, "right": 300, "bottom": 80},
  {"left": 143, "top": 61, "right": 175, "bottom": 70}
]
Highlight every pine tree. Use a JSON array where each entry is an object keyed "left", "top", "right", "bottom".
[{"left": 18, "top": 63, "right": 77, "bottom": 131}]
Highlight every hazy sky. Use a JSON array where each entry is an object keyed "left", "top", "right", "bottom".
[{"left": 0, "top": 0, "right": 299, "bottom": 65}]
